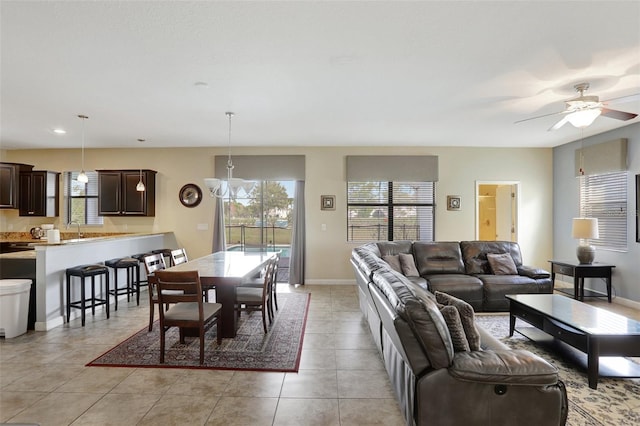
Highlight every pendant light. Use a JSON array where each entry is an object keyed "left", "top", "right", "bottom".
[
  {"left": 136, "top": 169, "right": 145, "bottom": 192},
  {"left": 135, "top": 138, "right": 145, "bottom": 191},
  {"left": 77, "top": 114, "right": 89, "bottom": 183},
  {"left": 203, "top": 112, "right": 255, "bottom": 198}
]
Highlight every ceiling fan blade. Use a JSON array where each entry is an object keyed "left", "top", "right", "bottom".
[
  {"left": 600, "top": 108, "right": 638, "bottom": 121},
  {"left": 548, "top": 115, "right": 570, "bottom": 131},
  {"left": 514, "top": 110, "right": 566, "bottom": 124},
  {"left": 602, "top": 93, "right": 640, "bottom": 105}
]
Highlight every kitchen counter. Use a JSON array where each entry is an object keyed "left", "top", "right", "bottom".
[
  {"left": 0, "top": 250, "right": 36, "bottom": 259},
  {"left": 24, "top": 231, "right": 178, "bottom": 331}
]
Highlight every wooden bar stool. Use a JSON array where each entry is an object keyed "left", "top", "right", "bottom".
[
  {"left": 65, "top": 264, "right": 110, "bottom": 326},
  {"left": 131, "top": 252, "right": 153, "bottom": 290},
  {"left": 105, "top": 257, "right": 140, "bottom": 310}
]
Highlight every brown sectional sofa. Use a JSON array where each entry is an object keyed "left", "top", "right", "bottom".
[
  {"left": 375, "top": 240, "right": 553, "bottom": 311},
  {"left": 351, "top": 241, "right": 567, "bottom": 426}
]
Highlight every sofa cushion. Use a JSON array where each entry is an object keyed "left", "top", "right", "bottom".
[
  {"left": 460, "top": 241, "right": 524, "bottom": 275},
  {"left": 487, "top": 253, "right": 518, "bottom": 275},
  {"left": 434, "top": 291, "right": 481, "bottom": 351},
  {"left": 382, "top": 254, "right": 403, "bottom": 273},
  {"left": 450, "top": 349, "right": 559, "bottom": 386},
  {"left": 399, "top": 253, "right": 420, "bottom": 277},
  {"left": 439, "top": 305, "right": 470, "bottom": 352},
  {"left": 424, "top": 274, "right": 484, "bottom": 312},
  {"left": 401, "top": 297, "right": 454, "bottom": 369},
  {"left": 377, "top": 240, "right": 413, "bottom": 257},
  {"left": 414, "top": 241, "right": 465, "bottom": 275}
]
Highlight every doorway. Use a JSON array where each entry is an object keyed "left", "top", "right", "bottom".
[{"left": 475, "top": 181, "right": 519, "bottom": 242}]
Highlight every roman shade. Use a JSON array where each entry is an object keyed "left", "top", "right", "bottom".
[
  {"left": 214, "top": 155, "right": 305, "bottom": 180},
  {"left": 575, "top": 139, "right": 627, "bottom": 177},
  {"left": 346, "top": 155, "right": 439, "bottom": 182}
]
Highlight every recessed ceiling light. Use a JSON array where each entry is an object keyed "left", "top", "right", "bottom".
[{"left": 52, "top": 128, "right": 66, "bottom": 134}]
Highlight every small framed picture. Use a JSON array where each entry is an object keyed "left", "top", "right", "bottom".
[
  {"left": 321, "top": 195, "right": 335, "bottom": 210},
  {"left": 447, "top": 195, "right": 461, "bottom": 211}
]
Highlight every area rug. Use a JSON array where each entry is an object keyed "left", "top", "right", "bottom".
[
  {"left": 476, "top": 314, "right": 640, "bottom": 426},
  {"left": 87, "top": 293, "right": 309, "bottom": 372}
]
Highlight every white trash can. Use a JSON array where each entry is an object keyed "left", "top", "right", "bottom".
[{"left": 0, "top": 279, "right": 32, "bottom": 338}]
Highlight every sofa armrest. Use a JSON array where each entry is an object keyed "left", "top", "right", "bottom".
[
  {"left": 518, "top": 266, "right": 551, "bottom": 279},
  {"left": 449, "top": 349, "right": 558, "bottom": 386}
]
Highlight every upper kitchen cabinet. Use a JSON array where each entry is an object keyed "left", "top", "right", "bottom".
[
  {"left": 98, "top": 170, "right": 156, "bottom": 216},
  {"left": 0, "top": 162, "right": 34, "bottom": 209},
  {"left": 19, "top": 171, "right": 60, "bottom": 217}
]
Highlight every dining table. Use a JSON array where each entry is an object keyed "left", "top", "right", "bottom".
[{"left": 165, "top": 250, "right": 275, "bottom": 338}]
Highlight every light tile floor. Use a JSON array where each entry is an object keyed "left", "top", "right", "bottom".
[
  {"left": 1, "top": 284, "right": 638, "bottom": 425},
  {"left": 0, "top": 285, "right": 406, "bottom": 426}
]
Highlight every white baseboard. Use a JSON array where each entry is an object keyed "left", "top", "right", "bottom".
[{"left": 304, "top": 279, "right": 357, "bottom": 285}]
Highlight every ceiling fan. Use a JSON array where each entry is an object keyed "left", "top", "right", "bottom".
[{"left": 515, "top": 82, "right": 639, "bottom": 131}]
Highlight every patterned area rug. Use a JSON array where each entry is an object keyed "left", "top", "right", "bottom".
[
  {"left": 476, "top": 314, "right": 640, "bottom": 426},
  {"left": 87, "top": 293, "right": 309, "bottom": 372}
]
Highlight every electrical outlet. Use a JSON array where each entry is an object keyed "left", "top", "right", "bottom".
[{"left": 321, "top": 224, "right": 327, "bottom": 231}]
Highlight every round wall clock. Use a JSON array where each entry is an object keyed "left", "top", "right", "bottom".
[{"left": 179, "top": 183, "right": 203, "bottom": 208}]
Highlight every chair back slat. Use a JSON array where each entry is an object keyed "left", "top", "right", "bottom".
[
  {"left": 170, "top": 248, "right": 189, "bottom": 266},
  {"left": 144, "top": 253, "right": 167, "bottom": 276}
]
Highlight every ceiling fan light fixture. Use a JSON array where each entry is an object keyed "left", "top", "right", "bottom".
[{"left": 567, "top": 108, "right": 601, "bottom": 128}]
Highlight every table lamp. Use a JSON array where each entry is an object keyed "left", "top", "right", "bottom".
[{"left": 572, "top": 218, "right": 599, "bottom": 264}]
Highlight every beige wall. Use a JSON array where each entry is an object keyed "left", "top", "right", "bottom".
[{"left": 1, "top": 146, "right": 553, "bottom": 283}]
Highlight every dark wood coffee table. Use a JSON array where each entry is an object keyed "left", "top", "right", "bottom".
[{"left": 506, "top": 294, "right": 640, "bottom": 389}]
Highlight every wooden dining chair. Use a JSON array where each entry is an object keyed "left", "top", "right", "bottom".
[
  {"left": 235, "top": 258, "right": 275, "bottom": 333},
  {"left": 239, "top": 253, "right": 280, "bottom": 313},
  {"left": 170, "top": 248, "right": 188, "bottom": 266},
  {"left": 143, "top": 253, "right": 167, "bottom": 331},
  {"left": 154, "top": 270, "right": 223, "bottom": 364}
]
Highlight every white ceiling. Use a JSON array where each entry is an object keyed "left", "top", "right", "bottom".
[{"left": 1, "top": 1, "right": 639, "bottom": 150}]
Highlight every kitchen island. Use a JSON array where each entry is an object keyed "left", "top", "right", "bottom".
[{"left": 2, "top": 232, "right": 178, "bottom": 331}]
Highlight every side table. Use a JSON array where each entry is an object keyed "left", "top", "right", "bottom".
[{"left": 548, "top": 260, "right": 615, "bottom": 302}]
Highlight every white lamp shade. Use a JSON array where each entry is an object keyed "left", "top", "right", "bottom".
[
  {"left": 203, "top": 178, "right": 222, "bottom": 195},
  {"left": 77, "top": 170, "right": 89, "bottom": 183},
  {"left": 572, "top": 217, "right": 599, "bottom": 239},
  {"left": 566, "top": 109, "right": 601, "bottom": 128}
]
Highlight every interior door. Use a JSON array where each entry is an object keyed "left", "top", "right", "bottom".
[{"left": 476, "top": 181, "right": 519, "bottom": 242}]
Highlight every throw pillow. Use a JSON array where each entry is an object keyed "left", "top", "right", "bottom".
[
  {"left": 487, "top": 253, "right": 518, "bottom": 275},
  {"left": 401, "top": 298, "right": 454, "bottom": 369},
  {"left": 439, "top": 305, "right": 470, "bottom": 352},
  {"left": 399, "top": 253, "right": 420, "bottom": 277},
  {"left": 435, "top": 291, "right": 482, "bottom": 351},
  {"left": 382, "top": 255, "right": 402, "bottom": 273}
]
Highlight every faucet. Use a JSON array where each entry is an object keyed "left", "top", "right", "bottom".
[{"left": 67, "top": 221, "right": 82, "bottom": 239}]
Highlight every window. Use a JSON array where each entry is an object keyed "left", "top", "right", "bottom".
[
  {"left": 347, "top": 181, "right": 435, "bottom": 242},
  {"left": 65, "top": 171, "right": 103, "bottom": 226},
  {"left": 579, "top": 171, "right": 627, "bottom": 251},
  {"left": 223, "top": 180, "right": 294, "bottom": 251}
]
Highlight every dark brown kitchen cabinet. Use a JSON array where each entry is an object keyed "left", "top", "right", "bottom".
[
  {"left": 0, "top": 162, "right": 33, "bottom": 209},
  {"left": 98, "top": 170, "right": 156, "bottom": 216},
  {"left": 19, "top": 171, "right": 60, "bottom": 217}
]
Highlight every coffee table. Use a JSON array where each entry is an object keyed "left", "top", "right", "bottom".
[{"left": 506, "top": 294, "right": 640, "bottom": 389}]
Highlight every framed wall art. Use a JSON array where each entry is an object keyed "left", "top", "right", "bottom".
[
  {"left": 447, "top": 195, "right": 461, "bottom": 211},
  {"left": 321, "top": 195, "right": 335, "bottom": 211}
]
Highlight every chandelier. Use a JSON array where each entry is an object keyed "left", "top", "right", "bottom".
[{"left": 204, "top": 112, "right": 255, "bottom": 198}]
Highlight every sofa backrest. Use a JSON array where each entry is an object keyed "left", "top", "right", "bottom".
[
  {"left": 377, "top": 240, "right": 413, "bottom": 256},
  {"left": 413, "top": 241, "right": 465, "bottom": 275},
  {"left": 460, "top": 241, "right": 523, "bottom": 275}
]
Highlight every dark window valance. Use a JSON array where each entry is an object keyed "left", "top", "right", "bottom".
[
  {"left": 215, "top": 155, "right": 305, "bottom": 181},
  {"left": 346, "top": 155, "right": 439, "bottom": 182}
]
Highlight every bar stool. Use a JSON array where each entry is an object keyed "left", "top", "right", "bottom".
[
  {"left": 152, "top": 248, "right": 174, "bottom": 267},
  {"left": 105, "top": 257, "right": 140, "bottom": 310},
  {"left": 131, "top": 252, "right": 153, "bottom": 290},
  {"left": 65, "top": 264, "right": 110, "bottom": 326}
]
